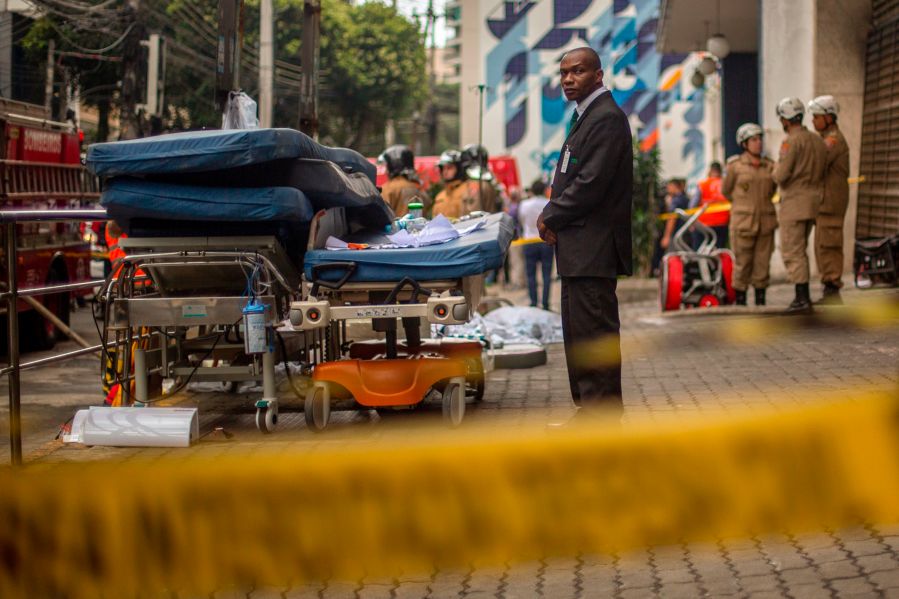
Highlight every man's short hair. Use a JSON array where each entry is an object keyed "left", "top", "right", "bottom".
[
  {"left": 562, "top": 47, "right": 602, "bottom": 71},
  {"left": 531, "top": 179, "right": 546, "bottom": 196},
  {"left": 710, "top": 162, "right": 722, "bottom": 173}
]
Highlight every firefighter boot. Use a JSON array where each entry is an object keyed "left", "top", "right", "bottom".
[
  {"left": 786, "top": 283, "right": 813, "bottom": 314},
  {"left": 754, "top": 288, "right": 766, "bottom": 306}
]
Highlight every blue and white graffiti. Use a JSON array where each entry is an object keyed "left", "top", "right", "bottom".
[{"left": 480, "top": 0, "right": 710, "bottom": 185}]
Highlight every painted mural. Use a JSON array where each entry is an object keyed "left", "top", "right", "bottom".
[{"left": 480, "top": 0, "right": 712, "bottom": 187}]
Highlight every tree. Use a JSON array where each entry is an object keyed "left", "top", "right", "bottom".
[
  {"left": 632, "top": 144, "right": 662, "bottom": 277},
  {"left": 19, "top": 0, "right": 427, "bottom": 152},
  {"left": 315, "top": 0, "right": 426, "bottom": 154}
]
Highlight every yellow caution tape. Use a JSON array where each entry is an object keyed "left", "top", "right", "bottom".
[
  {"left": 511, "top": 236, "right": 545, "bottom": 246},
  {"left": 2, "top": 391, "right": 899, "bottom": 597},
  {"left": 659, "top": 201, "right": 732, "bottom": 222},
  {"left": 660, "top": 176, "right": 864, "bottom": 220}
]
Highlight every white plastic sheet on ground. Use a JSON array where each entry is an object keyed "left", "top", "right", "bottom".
[{"left": 433, "top": 305, "right": 563, "bottom": 347}]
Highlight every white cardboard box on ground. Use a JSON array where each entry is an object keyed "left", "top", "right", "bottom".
[{"left": 64, "top": 407, "right": 199, "bottom": 448}]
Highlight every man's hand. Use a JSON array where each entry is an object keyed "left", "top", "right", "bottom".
[
  {"left": 537, "top": 213, "right": 557, "bottom": 245},
  {"left": 660, "top": 235, "right": 670, "bottom": 250}
]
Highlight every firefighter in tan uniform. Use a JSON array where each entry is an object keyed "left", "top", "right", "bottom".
[
  {"left": 771, "top": 97, "right": 828, "bottom": 313},
  {"left": 461, "top": 144, "right": 501, "bottom": 213},
  {"left": 722, "top": 123, "right": 777, "bottom": 306},
  {"left": 377, "top": 144, "right": 432, "bottom": 218},
  {"left": 433, "top": 150, "right": 479, "bottom": 219},
  {"left": 807, "top": 95, "right": 850, "bottom": 304}
]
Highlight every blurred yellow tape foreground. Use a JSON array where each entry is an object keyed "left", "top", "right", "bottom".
[{"left": 2, "top": 393, "right": 899, "bottom": 598}]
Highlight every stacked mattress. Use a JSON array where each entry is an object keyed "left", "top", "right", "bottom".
[
  {"left": 87, "top": 128, "right": 515, "bottom": 285},
  {"left": 87, "top": 128, "right": 393, "bottom": 247}
]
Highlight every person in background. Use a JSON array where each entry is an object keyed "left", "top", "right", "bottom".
[
  {"left": 433, "top": 150, "right": 479, "bottom": 219},
  {"left": 695, "top": 162, "right": 730, "bottom": 248},
  {"left": 461, "top": 143, "right": 501, "bottom": 214},
  {"left": 519, "top": 179, "right": 554, "bottom": 310},
  {"left": 377, "top": 144, "right": 431, "bottom": 218},
  {"left": 772, "top": 96, "right": 827, "bottom": 313},
  {"left": 660, "top": 178, "right": 690, "bottom": 253},
  {"left": 808, "top": 95, "right": 850, "bottom": 305},
  {"left": 722, "top": 123, "right": 777, "bottom": 306}
]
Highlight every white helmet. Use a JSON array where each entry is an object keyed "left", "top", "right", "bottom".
[
  {"left": 776, "top": 97, "right": 805, "bottom": 120},
  {"left": 807, "top": 95, "right": 839, "bottom": 116},
  {"left": 736, "top": 123, "right": 764, "bottom": 146}
]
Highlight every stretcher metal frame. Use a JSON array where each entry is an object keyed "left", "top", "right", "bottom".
[
  {"left": 99, "top": 208, "right": 494, "bottom": 433},
  {"left": 287, "top": 209, "right": 488, "bottom": 431}
]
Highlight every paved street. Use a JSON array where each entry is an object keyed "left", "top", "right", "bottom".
[{"left": 2, "top": 281, "right": 898, "bottom": 597}]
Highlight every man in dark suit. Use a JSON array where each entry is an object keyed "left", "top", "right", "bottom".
[{"left": 537, "top": 47, "right": 633, "bottom": 423}]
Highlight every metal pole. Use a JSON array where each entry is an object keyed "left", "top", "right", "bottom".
[
  {"left": 134, "top": 348, "right": 147, "bottom": 405},
  {"left": 299, "top": 0, "right": 321, "bottom": 138},
  {"left": 6, "top": 222, "right": 21, "bottom": 465},
  {"left": 145, "top": 33, "right": 160, "bottom": 116},
  {"left": 258, "top": 0, "right": 273, "bottom": 128},
  {"left": 477, "top": 84, "right": 486, "bottom": 212}
]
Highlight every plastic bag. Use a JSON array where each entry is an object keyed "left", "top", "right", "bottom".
[{"left": 222, "top": 91, "right": 259, "bottom": 130}]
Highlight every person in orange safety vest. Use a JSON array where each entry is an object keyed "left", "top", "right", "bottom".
[{"left": 694, "top": 162, "right": 730, "bottom": 249}]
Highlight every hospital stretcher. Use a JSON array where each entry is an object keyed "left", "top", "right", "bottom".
[{"left": 87, "top": 128, "right": 513, "bottom": 433}]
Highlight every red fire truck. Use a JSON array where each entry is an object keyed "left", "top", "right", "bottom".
[{"left": 0, "top": 98, "right": 99, "bottom": 350}]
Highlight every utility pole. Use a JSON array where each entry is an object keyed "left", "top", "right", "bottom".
[
  {"left": 299, "top": 0, "right": 320, "bottom": 138},
  {"left": 412, "top": 2, "right": 434, "bottom": 155},
  {"left": 258, "top": 0, "right": 273, "bottom": 127},
  {"left": 44, "top": 39, "right": 55, "bottom": 115},
  {"left": 427, "top": 1, "right": 438, "bottom": 154},
  {"left": 120, "top": 0, "right": 147, "bottom": 139},
  {"left": 216, "top": 0, "right": 244, "bottom": 114}
]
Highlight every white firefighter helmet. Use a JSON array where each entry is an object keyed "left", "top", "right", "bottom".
[
  {"left": 736, "top": 123, "right": 764, "bottom": 146},
  {"left": 776, "top": 97, "right": 805, "bottom": 120},
  {"left": 807, "top": 95, "right": 840, "bottom": 116}
]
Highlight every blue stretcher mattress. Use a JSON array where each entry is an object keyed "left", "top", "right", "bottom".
[
  {"left": 86, "top": 128, "right": 376, "bottom": 183},
  {"left": 144, "top": 158, "right": 394, "bottom": 229},
  {"left": 303, "top": 213, "right": 515, "bottom": 283},
  {"left": 101, "top": 178, "right": 315, "bottom": 226}
]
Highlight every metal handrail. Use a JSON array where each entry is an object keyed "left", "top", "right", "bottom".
[{"left": 3, "top": 208, "right": 108, "bottom": 466}]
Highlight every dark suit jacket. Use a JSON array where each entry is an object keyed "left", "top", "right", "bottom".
[{"left": 541, "top": 91, "right": 633, "bottom": 278}]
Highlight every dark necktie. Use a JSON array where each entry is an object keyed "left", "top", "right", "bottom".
[{"left": 566, "top": 110, "right": 579, "bottom": 135}]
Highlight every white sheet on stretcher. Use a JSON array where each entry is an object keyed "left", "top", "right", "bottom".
[{"left": 325, "top": 214, "right": 486, "bottom": 250}]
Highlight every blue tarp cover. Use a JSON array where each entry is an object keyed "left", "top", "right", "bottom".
[
  {"left": 86, "top": 128, "right": 376, "bottom": 183},
  {"left": 304, "top": 213, "right": 515, "bottom": 282},
  {"left": 101, "top": 178, "right": 314, "bottom": 224}
]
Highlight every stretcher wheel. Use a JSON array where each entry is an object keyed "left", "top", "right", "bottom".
[
  {"left": 714, "top": 249, "right": 736, "bottom": 303},
  {"left": 256, "top": 403, "right": 278, "bottom": 434},
  {"left": 660, "top": 255, "right": 684, "bottom": 311},
  {"left": 442, "top": 379, "right": 465, "bottom": 428},
  {"left": 304, "top": 383, "right": 330, "bottom": 433}
]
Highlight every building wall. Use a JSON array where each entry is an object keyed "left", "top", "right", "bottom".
[
  {"left": 815, "top": 0, "right": 871, "bottom": 271},
  {"left": 761, "top": 0, "right": 872, "bottom": 281},
  {"left": 760, "top": 0, "right": 817, "bottom": 156},
  {"left": 459, "top": 0, "right": 716, "bottom": 190}
]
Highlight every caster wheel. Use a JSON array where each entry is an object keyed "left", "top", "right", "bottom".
[
  {"left": 442, "top": 379, "right": 465, "bottom": 428},
  {"left": 699, "top": 294, "right": 720, "bottom": 308},
  {"left": 256, "top": 404, "right": 278, "bottom": 433},
  {"left": 305, "top": 384, "right": 330, "bottom": 432}
]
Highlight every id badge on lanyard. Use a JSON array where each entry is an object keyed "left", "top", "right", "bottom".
[{"left": 560, "top": 145, "right": 571, "bottom": 174}]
